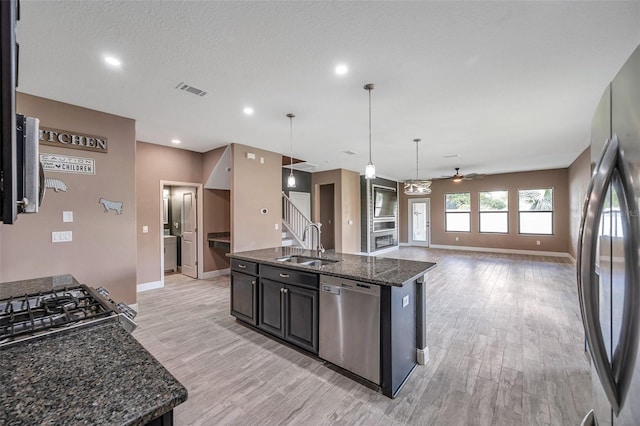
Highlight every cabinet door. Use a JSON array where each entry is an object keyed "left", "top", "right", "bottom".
[
  {"left": 230, "top": 272, "right": 257, "bottom": 325},
  {"left": 258, "top": 278, "right": 285, "bottom": 338},
  {"left": 284, "top": 285, "right": 318, "bottom": 354}
]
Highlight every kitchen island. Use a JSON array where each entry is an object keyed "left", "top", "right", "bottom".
[
  {"left": 0, "top": 275, "right": 188, "bottom": 425},
  {"left": 227, "top": 247, "right": 436, "bottom": 398}
]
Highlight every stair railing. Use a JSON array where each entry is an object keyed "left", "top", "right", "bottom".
[{"left": 282, "top": 191, "right": 314, "bottom": 249}]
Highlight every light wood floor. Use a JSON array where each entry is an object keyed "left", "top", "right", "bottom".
[{"left": 133, "top": 248, "right": 592, "bottom": 425}]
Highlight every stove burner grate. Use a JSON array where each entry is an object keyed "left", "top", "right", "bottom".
[{"left": 0, "top": 286, "right": 115, "bottom": 343}]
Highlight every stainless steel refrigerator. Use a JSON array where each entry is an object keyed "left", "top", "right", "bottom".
[{"left": 578, "top": 44, "right": 640, "bottom": 426}]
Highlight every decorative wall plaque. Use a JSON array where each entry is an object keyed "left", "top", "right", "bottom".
[
  {"left": 45, "top": 178, "right": 68, "bottom": 192},
  {"left": 40, "top": 153, "right": 95, "bottom": 175},
  {"left": 39, "top": 127, "right": 108, "bottom": 153},
  {"left": 99, "top": 198, "right": 123, "bottom": 215}
]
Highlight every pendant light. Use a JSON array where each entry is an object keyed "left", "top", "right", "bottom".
[
  {"left": 286, "top": 113, "right": 296, "bottom": 188},
  {"left": 364, "top": 83, "right": 376, "bottom": 179},
  {"left": 403, "top": 138, "right": 432, "bottom": 195}
]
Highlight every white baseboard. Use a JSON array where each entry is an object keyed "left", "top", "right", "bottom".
[
  {"left": 202, "top": 268, "right": 231, "bottom": 280},
  {"left": 429, "top": 244, "right": 571, "bottom": 258},
  {"left": 399, "top": 242, "right": 411, "bottom": 246},
  {"left": 137, "top": 280, "right": 163, "bottom": 293}
]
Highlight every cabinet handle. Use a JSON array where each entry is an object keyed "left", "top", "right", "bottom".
[
  {"left": 251, "top": 281, "right": 255, "bottom": 285},
  {"left": 279, "top": 273, "right": 289, "bottom": 278},
  {"left": 238, "top": 264, "right": 246, "bottom": 269},
  {"left": 283, "top": 288, "right": 288, "bottom": 294},
  {"left": 280, "top": 288, "right": 284, "bottom": 293}
]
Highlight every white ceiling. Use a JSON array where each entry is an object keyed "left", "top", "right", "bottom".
[{"left": 16, "top": 1, "right": 640, "bottom": 181}]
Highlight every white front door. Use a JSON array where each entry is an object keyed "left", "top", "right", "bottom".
[
  {"left": 181, "top": 189, "right": 197, "bottom": 278},
  {"left": 408, "top": 198, "right": 430, "bottom": 247}
]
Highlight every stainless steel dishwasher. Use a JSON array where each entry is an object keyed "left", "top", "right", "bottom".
[{"left": 319, "top": 275, "right": 380, "bottom": 384}]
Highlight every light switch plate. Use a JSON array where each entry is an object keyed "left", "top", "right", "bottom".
[
  {"left": 142, "top": 225, "right": 149, "bottom": 233},
  {"left": 52, "top": 231, "right": 72, "bottom": 243},
  {"left": 63, "top": 211, "right": 73, "bottom": 222}
]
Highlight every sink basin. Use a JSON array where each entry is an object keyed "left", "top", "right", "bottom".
[{"left": 276, "top": 255, "right": 339, "bottom": 267}]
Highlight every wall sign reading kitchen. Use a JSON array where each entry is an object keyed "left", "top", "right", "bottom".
[
  {"left": 40, "top": 153, "right": 95, "bottom": 175},
  {"left": 39, "top": 127, "right": 108, "bottom": 153}
]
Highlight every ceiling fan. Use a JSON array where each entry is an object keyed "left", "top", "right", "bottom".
[{"left": 437, "top": 167, "right": 486, "bottom": 182}]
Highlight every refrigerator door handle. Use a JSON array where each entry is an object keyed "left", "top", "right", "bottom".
[{"left": 578, "top": 135, "right": 620, "bottom": 413}]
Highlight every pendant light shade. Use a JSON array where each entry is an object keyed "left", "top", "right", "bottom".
[
  {"left": 364, "top": 83, "right": 376, "bottom": 179},
  {"left": 404, "top": 138, "right": 432, "bottom": 195},
  {"left": 286, "top": 113, "right": 296, "bottom": 188}
]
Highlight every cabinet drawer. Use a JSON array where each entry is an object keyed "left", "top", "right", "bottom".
[
  {"left": 261, "top": 265, "right": 319, "bottom": 290},
  {"left": 231, "top": 259, "right": 258, "bottom": 275}
]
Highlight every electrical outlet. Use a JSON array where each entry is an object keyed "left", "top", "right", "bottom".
[
  {"left": 455, "top": 237, "right": 459, "bottom": 241},
  {"left": 536, "top": 240, "right": 541, "bottom": 246},
  {"left": 275, "top": 223, "right": 279, "bottom": 230},
  {"left": 142, "top": 226, "right": 149, "bottom": 233},
  {"left": 402, "top": 295, "right": 409, "bottom": 308}
]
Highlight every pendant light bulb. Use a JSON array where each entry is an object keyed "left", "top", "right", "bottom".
[
  {"left": 286, "top": 113, "right": 296, "bottom": 188},
  {"left": 365, "top": 162, "right": 376, "bottom": 179},
  {"left": 364, "top": 83, "right": 376, "bottom": 179}
]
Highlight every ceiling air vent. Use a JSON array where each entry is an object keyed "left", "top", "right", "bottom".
[
  {"left": 176, "top": 82, "right": 208, "bottom": 97},
  {"left": 343, "top": 150, "right": 356, "bottom": 155}
]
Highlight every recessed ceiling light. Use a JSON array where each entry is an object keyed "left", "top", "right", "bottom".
[
  {"left": 104, "top": 56, "right": 122, "bottom": 67},
  {"left": 171, "top": 139, "right": 181, "bottom": 144},
  {"left": 335, "top": 64, "right": 349, "bottom": 75},
  {"left": 243, "top": 107, "right": 254, "bottom": 115}
]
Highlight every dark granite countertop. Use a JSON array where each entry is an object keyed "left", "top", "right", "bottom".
[
  {"left": 0, "top": 321, "right": 187, "bottom": 425},
  {"left": 207, "top": 231, "right": 230, "bottom": 243},
  {"left": 0, "top": 274, "right": 80, "bottom": 299},
  {"left": 228, "top": 247, "right": 436, "bottom": 287}
]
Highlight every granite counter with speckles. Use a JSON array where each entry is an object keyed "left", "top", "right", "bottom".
[
  {"left": 0, "top": 321, "right": 187, "bottom": 425},
  {"left": 227, "top": 247, "right": 436, "bottom": 286},
  {"left": 0, "top": 274, "right": 80, "bottom": 299}
]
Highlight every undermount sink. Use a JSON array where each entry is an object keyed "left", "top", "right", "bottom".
[{"left": 276, "top": 255, "right": 339, "bottom": 267}]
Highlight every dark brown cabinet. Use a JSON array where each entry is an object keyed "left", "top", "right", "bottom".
[
  {"left": 230, "top": 260, "right": 258, "bottom": 325},
  {"left": 257, "top": 266, "right": 319, "bottom": 354}
]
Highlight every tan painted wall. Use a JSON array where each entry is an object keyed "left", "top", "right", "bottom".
[
  {"left": 230, "top": 143, "right": 282, "bottom": 252},
  {"left": 0, "top": 94, "right": 137, "bottom": 303},
  {"left": 340, "top": 169, "right": 361, "bottom": 254},
  {"left": 399, "top": 168, "right": 571, "bottom": 253},
  {"left": 136, "top": 142, "right": 202, "bottom": 284},
  {"left": 311, "top": 169, "right": 361, "bottom": 254},
  {"left": 568, "top": 148, "right": 591, "bottom": 259}
]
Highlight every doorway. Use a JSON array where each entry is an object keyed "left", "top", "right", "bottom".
[
  {"left": 408, "top": 198, "right": 430, "bottom": 247},
  {"left": 160, "top": 181, "right": 203, "bottom": 281},
  {"left": 319, "top": 184, "right": 335, "bottom": 250}
]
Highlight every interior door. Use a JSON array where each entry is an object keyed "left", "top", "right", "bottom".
[
  {"left": 181, "top": 189, "right": 197, "bottom": 278},
  {"left": 408, "top": 198, "right": 430, "bottom": 247}
]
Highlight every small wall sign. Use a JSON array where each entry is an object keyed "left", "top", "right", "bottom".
[
  {"left": 40, "top": 153, "right": 96, "bottom": 175},
  {"left": 39, "top": 127, "right": 108, "bottom": 153}
]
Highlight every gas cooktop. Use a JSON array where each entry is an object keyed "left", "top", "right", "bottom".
[{"left": 0, "top": 284, "right": 136, "bottom": 347}]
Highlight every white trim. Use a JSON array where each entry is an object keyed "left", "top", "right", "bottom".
[
  {"left": 202, "top": 268, "right": 231, "bottom": 280},
  {"left": 408, "top": 198, "right": 431, "bottom": 247},
  {"left": 137, "top": 280, "right": 163, "bottom": 293},
  {"left": 160, "top": 180, "right": 205, "bottom": 281},
  {"left": 367, "top": 245, "right": 400, "bottom": 256},
  {"left": 399, "top": 242, "right": 412, "bottom": 246},
  {"left": 417, "top": 346, "right": 429, "bottom": 366},
  {"left": 429, "top": 244, "right": 571, "bottom": 258},
  {"left": 567, "top": 253, "right": 577, "bottom": 264}
]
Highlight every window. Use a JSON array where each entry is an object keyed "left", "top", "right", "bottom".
[
  {"left": 479, "top": 190, "right": 508, "bottom": 233},
  {"left": 445, "top": 192, "right": 471, "bottom": 232},
  {"left": 518, "top": 188, "right": 553, "bottom": 234}
]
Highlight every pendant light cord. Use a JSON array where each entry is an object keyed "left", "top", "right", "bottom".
[
  {"left": 415, "top": 140, "right": 419, "bottom": 179},
  {"left": 287, "top": 113, "right": 295, "bottom": 176},
  {"left": 368, "top": 87, "right": 372, "bottom": 164}
]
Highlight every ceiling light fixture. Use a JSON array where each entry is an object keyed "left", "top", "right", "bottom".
[
  {"left": 171, "top": 139, "right": 181, "bottom": 144},
  {"left": 104, "top": 56, "right": 121, "bottom": 67},
  {"left": 404, "top": 138, "right": 432, "bottom": 195},
  {"left": 335, "top": 64, "right": 349, "bottom": 75},
  {"left": 452, "top": 168, "right": 463, "bottom": 183},
  {"left": 243, "top": 107, "right": 254, "bottom": 115},
  {"left": 364, "top": 83, "right": 376, "bottom": 179},
  {"left": 286, "top": 113, "right": 296, "bottom": 188}
]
